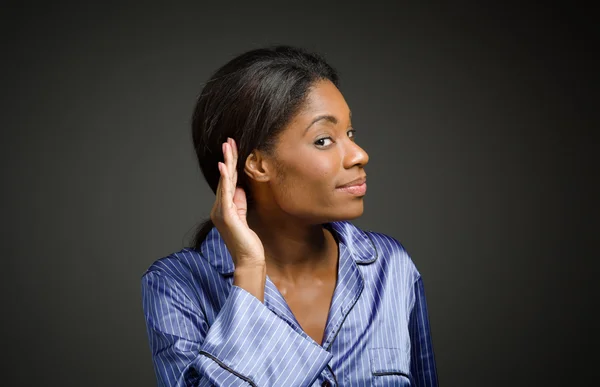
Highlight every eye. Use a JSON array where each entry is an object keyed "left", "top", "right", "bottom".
[
  {"left": 314, "top": 137, "right": 333, "bottom": 147},
  {"left": 348, "top": 129, "right": 356, "bottom": 139}
]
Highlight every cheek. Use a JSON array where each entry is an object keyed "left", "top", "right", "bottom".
[
  {"left": 295, "top": 156, "right": 337, "bottom": 190},
  {"left": 276, "top": 154, "right": 338, "bottom": 202}
]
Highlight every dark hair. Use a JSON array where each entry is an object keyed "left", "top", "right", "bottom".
[{"left": 189, "top": 45, "right": 340, "bottom": 250}]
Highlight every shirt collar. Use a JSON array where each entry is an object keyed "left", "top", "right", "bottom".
[{"left": 197, "top": 220, "right": 378, "bottom": 276}]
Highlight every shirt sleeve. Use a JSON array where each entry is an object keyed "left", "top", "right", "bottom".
[
  {"left": 409, "top": 276, "right": 439, "bottom": 387},
  {"left": 141, "top": 271, "right": 332, "bottom": 387}
]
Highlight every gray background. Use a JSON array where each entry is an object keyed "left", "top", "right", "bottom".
[{"left": 2, "top": 1, "right": 595, "bottom": 386}]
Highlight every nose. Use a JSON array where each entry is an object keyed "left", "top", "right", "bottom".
[{"left": 343, "top": 139, "right": 369, "bottom": 169}]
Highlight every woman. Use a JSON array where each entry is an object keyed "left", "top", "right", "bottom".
[{"left": 141, "top": 45, "right": 438, "bottom": 386}]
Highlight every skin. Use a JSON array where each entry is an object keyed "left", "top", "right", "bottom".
[{"left": 215, "top": 79, "right": 369, "bottom": 344}]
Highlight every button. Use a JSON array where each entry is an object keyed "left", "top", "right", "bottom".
[{"left": 321, "top": 381, "right": 331, "bottom": 387}]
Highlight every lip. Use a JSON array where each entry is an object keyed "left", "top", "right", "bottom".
[
  {"left": 337, "top": 176, "right": 367, "bottom": 188},
  {"left": 336, "top": 176, "right": 367, "bottom": 196}
]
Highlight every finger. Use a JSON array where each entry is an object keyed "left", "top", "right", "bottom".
[
  {"left": 221, "top": 141, "right": 231, "bottom": 197},
  {"left": 225, "top": 139, "right": 236, "bottom": 196},
  {"left": 220, "top": 142, "right": 228, "bottom": 196},
  {"left": 219, "top": 161, "right": 233, "bottom": 211},
  {"left": 216, "top": 162, "right": 226, "bottom": 205},
  {"left": 211, "top": 162, "right": 223, "bottom": 220},
  {"left": 223, "top": 140, "right": 230, "bottom": 172},
  {"left": 222, "top": 141, "right": 230, "bottom": 180},
  {"left": 230, "top": 138, "right": 239, "bottom": 184},
  {"left": 218, "top": 164, "right": 235, "bottom": 228},
  {"left": 231, "top": 137, "right": 238, "bottom": 161}
]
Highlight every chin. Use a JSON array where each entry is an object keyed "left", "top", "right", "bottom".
[
  {"left": 333, "top": 201, "right": 365, "bottom": 221},
  {"left": 295, "top": 198, "right": 365, "bottom": 224}
]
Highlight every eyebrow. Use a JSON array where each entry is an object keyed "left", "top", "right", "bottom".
[{"left": 304, "top": 110, "right": 352, "bottom": 133}]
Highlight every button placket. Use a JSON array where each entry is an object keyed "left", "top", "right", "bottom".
[{"left": 319, "top": 363, "right": 337, "bottom": 387}]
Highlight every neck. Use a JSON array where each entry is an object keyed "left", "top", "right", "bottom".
[{"left": 246, "top": 209, "right": 337, "bottom": 283}]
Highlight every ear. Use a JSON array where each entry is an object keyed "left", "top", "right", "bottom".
[{"left": 244, "top": 149, "right": 272, "bottom": 183}]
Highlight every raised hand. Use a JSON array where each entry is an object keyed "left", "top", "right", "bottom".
[{"left": 210, "top": 137, "right": 266, "bottom": 270}]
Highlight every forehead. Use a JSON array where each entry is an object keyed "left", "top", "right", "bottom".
[
  {"left": 275, "top": 80, "right": 351, "bottom": 146},
  {"left": 298, "top": 80, "right": 350, "bottom": 118}
]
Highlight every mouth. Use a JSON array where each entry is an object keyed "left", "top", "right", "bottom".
[
  {"left": 337, "top": 176, "right": 366, "bottom": 188},
  {"left": 336, "top": 176, "right": 367, "bottom": 196}
]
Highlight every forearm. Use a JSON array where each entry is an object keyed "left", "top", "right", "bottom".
[{"left": 409, "top": 276, "right": 439, "bottom": 387}]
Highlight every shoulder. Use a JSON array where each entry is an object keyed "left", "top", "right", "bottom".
[
  {"left": 363, "top": 228, "right": 421, "bottom": 280},
  {"left": 330, "top": 220, "right": 420, "bottom": 279},
  {"left": 141, "top": 247, "right": 221, "bottom": 292}
]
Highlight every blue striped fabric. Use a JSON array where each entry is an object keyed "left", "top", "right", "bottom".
[{"left": 141, "top": 220, "right": 438, "bottom": 386}]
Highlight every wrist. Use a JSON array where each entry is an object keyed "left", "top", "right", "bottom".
[
  {"left": 233, "top": 264, "right": 266, "bottom": 303},
  {"left": 234, "top": 261, "right": 267, "bottom": 271}
]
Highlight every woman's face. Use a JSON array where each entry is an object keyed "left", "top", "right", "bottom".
[{"left": 263, "top": 79, "right": 370, "bottom": 223}]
